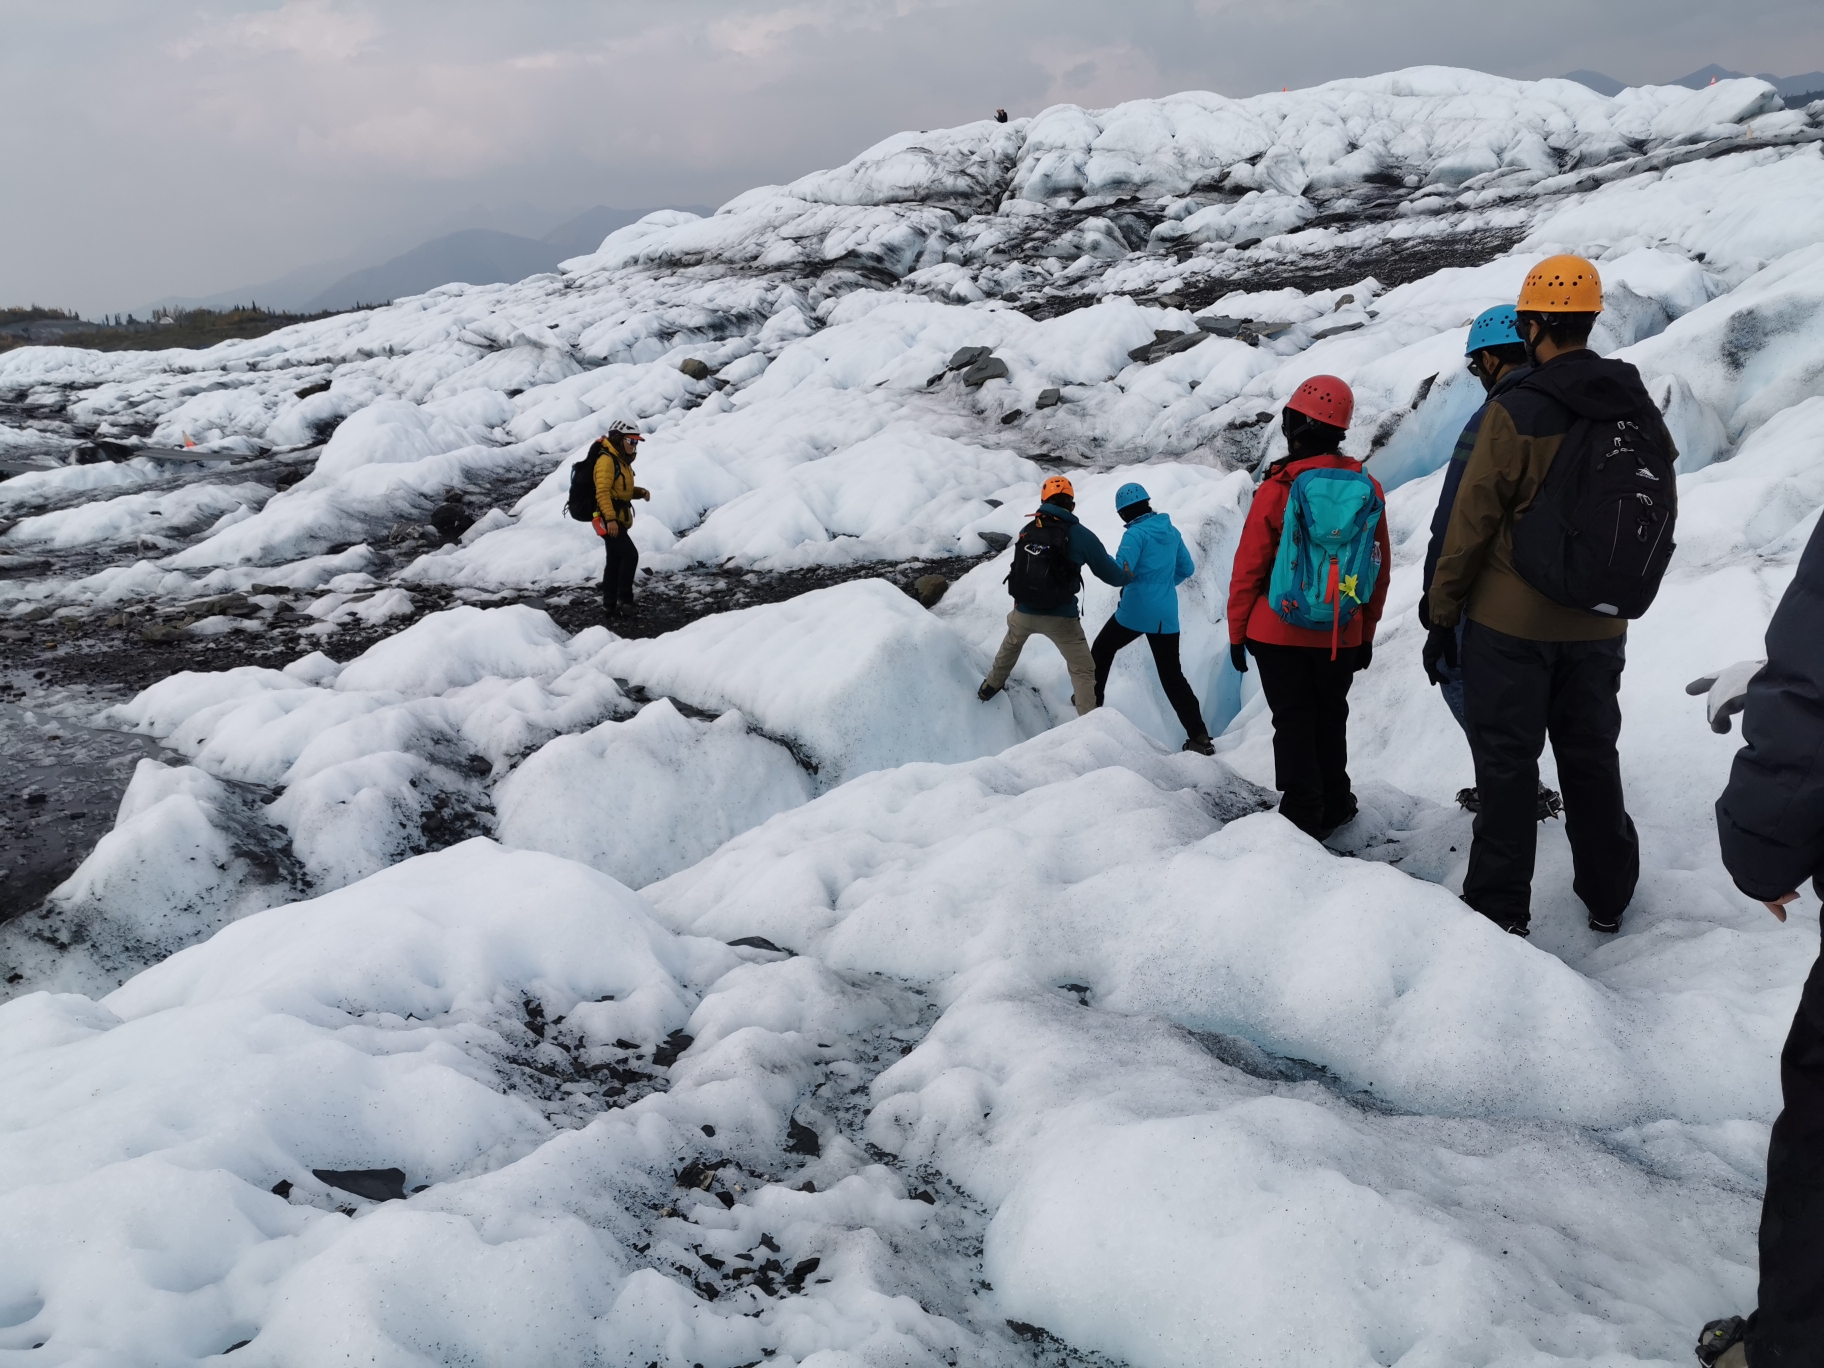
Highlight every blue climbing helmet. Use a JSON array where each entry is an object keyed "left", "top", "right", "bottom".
[
  {"left": 1465, "top": 305, "right": 1522, "bottom": 355},
  {"left": 1115, "top": 482, "right": 1150, "bottom": 511}
]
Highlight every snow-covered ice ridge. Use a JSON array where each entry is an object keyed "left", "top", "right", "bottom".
[{"left": 2, "top": 67, "right": 1823, "bottom": 1364}]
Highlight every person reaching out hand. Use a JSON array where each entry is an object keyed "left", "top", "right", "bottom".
[
  {"left": 1700, "top": 517, "right": 1824, "bottom": 1368},
  {"left": 1090, "top": 482, "right": 1213, "bottom": 754}
]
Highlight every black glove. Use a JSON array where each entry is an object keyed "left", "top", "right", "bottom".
[
  {"left": 1352, "top": 640, "right": 1373, "bottom": 672},
  {"left": 1422, "top": 625, "right": 1457, "bottom": 687},
  {"left": 1416, "top": 593, "right": 1434, "bottom": 633},
  {"left": 1230, "top": 643, "right": 1248, "bottom": 673}
]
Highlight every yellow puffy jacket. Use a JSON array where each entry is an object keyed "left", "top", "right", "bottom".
[{"left": 591, "top": 440, "right": 647, "bottom": 529}]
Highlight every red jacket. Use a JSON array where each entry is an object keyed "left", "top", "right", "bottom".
[{"left": 1227, "top": 453, "right": 1391, "bottom": 650}]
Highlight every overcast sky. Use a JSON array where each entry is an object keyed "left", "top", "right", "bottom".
[{"left": 6, "top": 0, "right": 1822, "bottom": 316}]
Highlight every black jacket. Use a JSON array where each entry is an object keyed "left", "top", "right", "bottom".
[
  {"left": 1717, "top": 518, "right": 1824, "bottom": 900},
  {"left": 1517, "top": 349, "right": 1663, "bottom": 424}
]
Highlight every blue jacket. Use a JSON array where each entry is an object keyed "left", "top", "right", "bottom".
[
  {"left": 1016, "top": 501, "right": 1131, "bottom": 618},
  {"left": 1421, "top": 366, "right": 1531, "bottom": 623},
  {"left": 1113, "top": 510, "right": 1195, "bottom": 634}
]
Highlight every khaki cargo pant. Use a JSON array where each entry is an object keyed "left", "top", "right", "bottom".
[{"left": 986, "top": 609, "right": 1097, "bottom": 715}]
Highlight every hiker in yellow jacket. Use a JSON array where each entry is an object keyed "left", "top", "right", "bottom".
[{"left": 590, "top": 419, "right": 650, "bottom": 620}]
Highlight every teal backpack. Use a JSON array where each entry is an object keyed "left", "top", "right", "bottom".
[{"left": 1266, "top": 467, "right": 1384, "bottom": 656}]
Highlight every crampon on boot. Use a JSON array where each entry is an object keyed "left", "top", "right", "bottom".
[
  {"left": 1455, "top": 785, "right": 1562, "bottom": 821},
  {"left": 1182, "top": 734, "right": 1214, "bottom": 756},
  {"left": 1696, "top": 1315, "right": 1749, "bottom": 1367}
]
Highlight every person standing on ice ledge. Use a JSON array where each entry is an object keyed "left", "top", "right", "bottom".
[
  {"left": 1697, "top": 517, "right": 1824, "bottom": 1368},
  {"left": 1418, "top": 304, "right": 1562, "bottom": 821},
  {"left": 590, "top": 419, "right": 650, "bottom": 621},
  {"left": 1226, "top": 375, "right": 1389, "bottom": 840},
  {"left": 1090, "top": 482, "right": 1215, "bottom": 755},
  {"left": 1427, "top": 255, "right": 1678, "bottom": 938},
  {"left": 978, "top": 474, "right": 1130, "bottom": 716}
]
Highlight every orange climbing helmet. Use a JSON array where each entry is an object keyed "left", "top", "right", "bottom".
[
  {"left": 1040, "top": 475, "right": 1075, "bottom": 503},
  {"left": 1517, "top": 255, "right": 1603, "bottom": 312},
  {"left": 1285, "top": 374, "right": 1354, "bottom": 429}
]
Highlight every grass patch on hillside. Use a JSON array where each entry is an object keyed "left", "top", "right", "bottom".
[{"left": 0, "top": 304, "right": 368, "bottom": 354}]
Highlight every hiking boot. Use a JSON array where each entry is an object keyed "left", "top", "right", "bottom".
[
  {"left": 1456, "top": 786, "right": 1480, "bottom": 813},
  {"left": 977, "top": 680, "right": 1002, "bottom": 702},
  {"left": 1182, "top": 733, "right": 1214, "bottom": 756},
  {"left": 1466, "top": 898, "right": 1528, "bottom": 937},
  {"left": 1321, "top": 798, "right": 1359, "bottom": 832},
  {"left": 1588, "top": 910, "right": 1622, "bottom": 934},
  {"left": 1696, "top": 1316, "right": 1749, "bottom": 1367}
]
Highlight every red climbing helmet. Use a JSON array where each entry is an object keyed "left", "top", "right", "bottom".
[{"left": 1285, "top": 374, "right": 1354, "bottom": 429}]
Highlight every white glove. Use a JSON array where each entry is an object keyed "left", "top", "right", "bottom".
[{"left": 1684, "top": 659, "right": 1765, "bottom": 734}]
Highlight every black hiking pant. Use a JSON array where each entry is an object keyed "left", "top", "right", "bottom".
[
  {"left": 1091, "top": 620, "right": 1207, "bottom": 740},
  {"left": 602, "top": 528, "right": 639, "bottom": 612},
  {"left": 1459, "top": 621, "right": 1638, "bottom": 932},
  {"left": 1750, "top": 919, "right": 1824, "bottom": 1366},
  {"left": 1247, "top": 640, "right": 1356, "bottom": 838}
]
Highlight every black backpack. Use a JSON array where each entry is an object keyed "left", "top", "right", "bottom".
[
  {"left": 565, "top": 450, "right": 601, "bottom": 521},
  {"left": 1510, "top": 410, "right": 1676, "bottom": 619},
  {"left": 1005, "top": 515, "right": 1080, "bottom": 610}
]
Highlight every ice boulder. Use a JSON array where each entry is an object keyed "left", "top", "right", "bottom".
[
  {"left": 670, "top": 426, "right": 1038, "bottom": 568},
  {"left": 495, "top": 700, "right": 815, "bottom": 888},
  {"left": 1161, "top": 190, "right": 1316, "bottom": 245},
  {"left": 1623, "top": 243, "right": 1824, "bottom": 445},
  {"left": 0, "top": 842, "right": 739, "bottom": 1363},
  {"left": 332, "top": 603, "right": 576, "bottom": 696},
  {"left": 101, "top": 839, "right": 721, "bottom": 1029},
  {"left": 591, "top": 578, "right": 1027, "bottom": 784},
  {"left": 1643, "top": 77, "right": 1780, "bottom": 142},
  {"left": 310, "top": 398, "right": 478, "bottom": 482},
  {"left": 0, "top": 762, "right": 288, "bottom": 999},
  {"left": 650, "top": 709, "right": 1793, "bottom": 1129},
  {"left": 869, "top": 978, "right": 1757, "bottom": 1368}
]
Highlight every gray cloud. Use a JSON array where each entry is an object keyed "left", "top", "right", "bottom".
[{"left": 5, "top": 0, "right": 1821, "bottom": 314}]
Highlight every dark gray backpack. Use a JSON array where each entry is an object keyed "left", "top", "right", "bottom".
[
  {"left": 1005, "top": 516, "right": 1079, "bottom": 609},
  {"left": 1511, "top": 411, "right": 1676, "bottom": 618}
]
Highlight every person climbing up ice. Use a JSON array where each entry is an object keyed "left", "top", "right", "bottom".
[
  {"left": 1426, "top": 255, "right": 1678, "bottom": 937},
  {"left": 1090, "top": 482, "right": 1214, "bottom": 755},
  {"left": 1697, "top": 517, "right": 1824, "bottom": 1368},
  {"left": 590, "top": 419, "right": 651, "bottom": 621},
  {"left": 978, "top": 474, "right": 1130, "bottom": 715},
  {"left": 1418, "top": 304, "right": 1562, "bottom": 822},
  {"left": 1226, "top": 375, "right": 1389, "bottom": 839}
]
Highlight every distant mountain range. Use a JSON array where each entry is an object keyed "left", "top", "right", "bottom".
[
  {"left": 144, "top": 204, "right": 712, "bottom": 316},
  {"left": 1563, "top": 66, "right": 1824, "bottom": 99}
]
